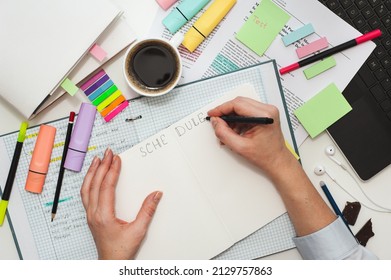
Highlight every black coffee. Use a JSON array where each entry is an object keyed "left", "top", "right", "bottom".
[{"left": 126, "top": 40, "right": 180, "bottom": 93}]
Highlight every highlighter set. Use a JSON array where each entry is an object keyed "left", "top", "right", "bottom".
[
  {"left": 24, "top": 103, "right": 96, "bottom": 194},
  {"left": 161, "top": 0, "right": 237, "bottom": 52}
]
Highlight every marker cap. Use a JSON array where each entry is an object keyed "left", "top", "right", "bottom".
[
  {"left": 0, "top": 200, "right": 9, "bottom": 226},
  {"left": 163, "top": 0, "right": 211, "bottom": 34},
  {"left": 182, "top": 0, "right": 236, "bottom": 52},
  {"left": 64, "top": 103, "right": 96, "bottom": 172},
  {"left": 25, "top": 124, "right": 56, "bottom": 194},
  {"left": 182, "top": 28, "right": 205, "bottom": 52}
]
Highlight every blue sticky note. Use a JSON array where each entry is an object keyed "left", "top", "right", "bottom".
[{"left": 282, "top": 23, "right": 315, "bottom": 46}]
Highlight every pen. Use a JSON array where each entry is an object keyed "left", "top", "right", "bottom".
[
  {"left": 279, "top": 29, "right": 382, "bottom": 75},
  {"left": 320, "top": 181, "right": 355, "bottom": 237},
  {"left": 205, "top": 116, "right": 274, "bottom": 124},
  {"left": 0, "top": 121, "right": 28, "bottom": 226},
  {"left": 51, "top": 112, "right": 75, "bottom": 221}
]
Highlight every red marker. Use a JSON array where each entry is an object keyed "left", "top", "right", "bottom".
[{"left": 279, "top": 29, "right": 382, "bottom": 75}]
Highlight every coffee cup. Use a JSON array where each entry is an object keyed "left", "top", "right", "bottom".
[{"left": 123, "top": 33, "right": 183, "bottom": 97}]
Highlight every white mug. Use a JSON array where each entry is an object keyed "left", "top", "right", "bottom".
[{"left": 123, "top": 33, "right": 183, "bottom": 97}]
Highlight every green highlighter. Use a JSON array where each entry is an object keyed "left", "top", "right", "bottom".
[{"left": 0, "top": 121, "right": 28, "bottom": 226}]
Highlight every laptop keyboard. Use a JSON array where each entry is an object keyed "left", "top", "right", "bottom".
[{"left": 319, "top": 0, "right": 391, "bottom": 121}]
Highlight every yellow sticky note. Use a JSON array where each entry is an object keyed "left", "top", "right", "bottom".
[
  {"left": 285, "top": 140, "right": 300, "bottom": 160},
  {"left": 294, "top": 83, "right": 352, "bottom": 138},
  {"left": 61, "top": 78, "right": 79, "bottom": 96}
]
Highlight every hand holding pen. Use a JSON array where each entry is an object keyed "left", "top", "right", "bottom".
[{"left": 206, "top": 97, "right": 295, "bottom": 176}]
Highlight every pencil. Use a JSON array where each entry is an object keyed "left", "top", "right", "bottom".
[
  {"left": 320, "top": 181, "right": 355, "bottom": 237},
  {"left": 0, "top": 121, "right": 28, "bottom": 226},
  {"left": 205, "top": 116, "right": 274, "bottom": 124},
  {"left": 51, "top": 112, "right": 75, "bottom": 222},
  {"left": 279, "top": 29, "right": 382, "bottom": 75}
]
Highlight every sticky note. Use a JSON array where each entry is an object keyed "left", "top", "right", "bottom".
[
  {"left": 303, "top": 56, "right": 336, "bottom": 79},
  {"left": 89, "top": 44, "right": 107, "bottom": 62},
  {"left": 296, "top": 37, "right": 329, "bottom": 58},
  {"left": 80, "top": 69, "right": 105, "bottom": 91},
  {"left": 294, "top": 83, "right": 352, "bottom": 138},
  {"left": 104, "top": 100, "right": 129, "bottom": 122},
  {"left": 281, "top": 23, "right": 315, "bottom": 46},
  {"left": 61, "top": 78, "right": 79, "bottom": 96},
  {"left": 285, "top": 140, "right": 300, "bottom": 160},
  {"left": 236, "top": 0, "right": 290, "bottom": 56}
]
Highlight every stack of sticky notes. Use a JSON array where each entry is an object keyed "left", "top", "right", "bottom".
[
  {"left": 281, "top": 22, "right": 336, "bottom": 79},
  {"left": 80, "top": 69, "right": 128, "bottom": 122}
]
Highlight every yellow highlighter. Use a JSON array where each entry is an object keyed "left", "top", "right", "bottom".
[{"left": 182, "top": 0, "right": 236, "bottom": 52}]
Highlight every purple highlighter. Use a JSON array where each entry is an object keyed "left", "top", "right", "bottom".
[{"left": 64, "top": 103, "right": 96, "bottom": 172}]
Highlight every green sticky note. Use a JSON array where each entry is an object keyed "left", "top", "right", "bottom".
[
  {"left": 294, "top": 83, "right": 352, "bottom": 138},
  {"left": 303, "top": 56, "right": 336, "bottom": 79},
  {"left": 61, "top": 78, "right": 79, "bottom": 96},
  {"left": 236, "top": 0, "right": 290, "bottom": 56}
]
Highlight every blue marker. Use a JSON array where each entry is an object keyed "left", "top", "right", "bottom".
[{"left": 163, "top": 0, "right": 211, "bottom": 34}]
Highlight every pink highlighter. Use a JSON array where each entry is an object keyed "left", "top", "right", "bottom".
[
  {"left": 25, "top": 124, "right": 56, "bottom": 194},
  {"left": 156, "top": 0, "right": 178, "bottom": 10}
]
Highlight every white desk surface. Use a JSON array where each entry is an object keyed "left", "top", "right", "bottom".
[{"left": 1, "top": 0, "right": 390, "bottom": 260}]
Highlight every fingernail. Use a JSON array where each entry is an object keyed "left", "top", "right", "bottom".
[
  {"left": 112, "top": 155, "right": 120, "bottom": 165},
  {"left": 153, "top": 191, "right": 163, "bottom": 203},
  {"left": 91, "top": 156, "right": 99, "bottom": 167},
  {"left": 104, "top": 148, "right": 111, "bottom": 157},
  {"left": 210, "top": 117, "right": 217, "bottom": 128}
]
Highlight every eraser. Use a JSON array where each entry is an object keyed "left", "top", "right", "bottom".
[
  {"left": 156, "top": 0, "right": 178, "bottom": 10},
  {"left": 282, "top": 23, "right": 315, "bottom": 46},
  {"left": 163, "top": 0, "right": 210, "bottom": 34},
  {"left": 25, "top": 124, "right": 56, "bottom": 194},
  {"left": 64, "top": 103, "right": 96, "bottom": 172}
]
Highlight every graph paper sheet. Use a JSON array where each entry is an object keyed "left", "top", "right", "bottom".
[{"left": 0, "top": 60, "right": 297, "bottom": 259}]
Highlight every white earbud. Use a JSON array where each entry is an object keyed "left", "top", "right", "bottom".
[
  {"left": 314, "top": 165, "right": 336, "bottom": 181},
  {"left": 325, "top": 145, "right": 347, "bottom": 170}
]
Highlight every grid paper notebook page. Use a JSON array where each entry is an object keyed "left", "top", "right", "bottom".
[{"left": 0, "top": 61, "right": 296, "bottom": 259}]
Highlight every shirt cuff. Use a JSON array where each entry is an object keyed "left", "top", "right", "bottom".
[{"left": 293, "top": 217, "right": 359, "bottom": 260}]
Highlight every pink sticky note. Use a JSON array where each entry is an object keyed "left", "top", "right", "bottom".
[
  {"left": 296, "top": 37, "right": 329, "bottom": 59},
  {"left": 89, "top": 44, "right": 107, "bottom": 62},
  {"left": 103, "top": 100, "right": 129, "bottom": 122}
]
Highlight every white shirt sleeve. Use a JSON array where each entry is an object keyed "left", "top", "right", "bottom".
[{"left": 293, "top": 217, "right": 378, "bottom": 260}]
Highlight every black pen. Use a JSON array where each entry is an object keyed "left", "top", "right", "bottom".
[
  {"left": 205, "top": 116, "right": 274, "bottom": 124},
  {"left": 51, "top": 112, "right": 75, "bottom": 222}
]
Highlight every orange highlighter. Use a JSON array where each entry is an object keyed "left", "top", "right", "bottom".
[{"left": 25, "top": 124, "right": 56, "bottom": 194}]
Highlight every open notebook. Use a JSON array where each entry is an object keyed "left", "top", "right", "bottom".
[
  {"left": 0, "top": 0, "right": 122, "bottom": 119},
  {"left": 0, "top": 61, "right": 297, "bottom": 259},
  {"left": 116, "top": 84, "right": 289, "bottom": 259}
]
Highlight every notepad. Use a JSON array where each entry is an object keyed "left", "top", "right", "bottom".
[
  {"left": 294, "top": 83, "right": 352, "bottom": 138},
  {"left": 0, "top": 0, "right": 122, "bottom": 119},
  {"left": 236, "top": 0, "right": 290, "bottom": 56},
  {"left": 115, "top": 84, "right": 287, "bottom": 259}
]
